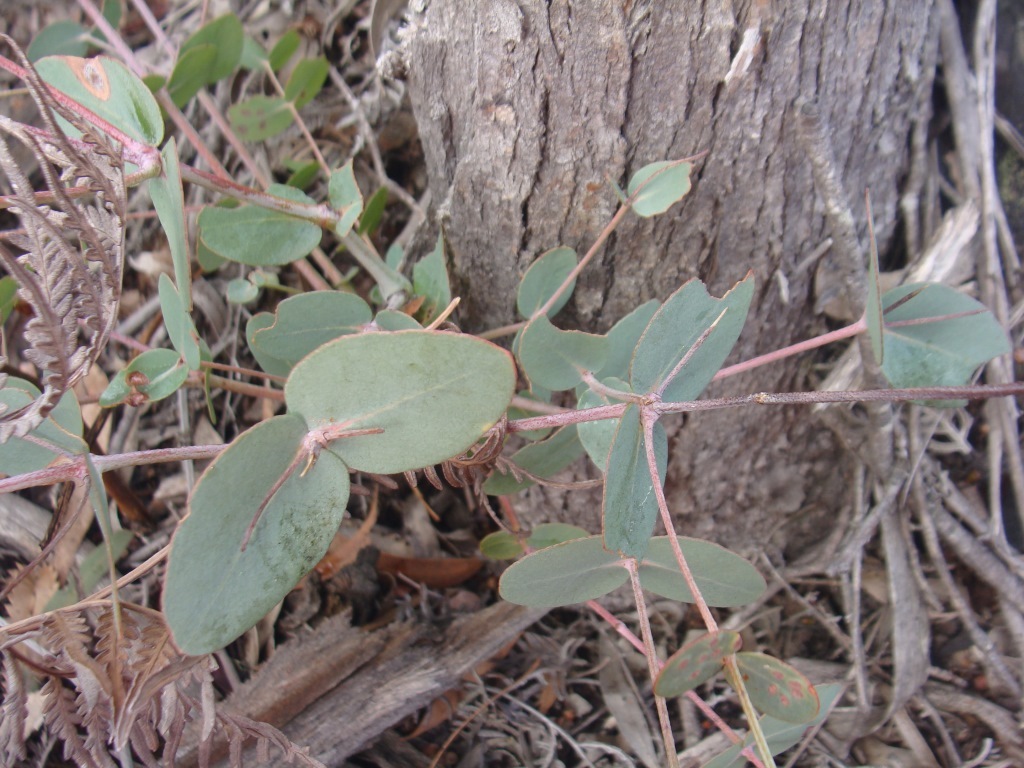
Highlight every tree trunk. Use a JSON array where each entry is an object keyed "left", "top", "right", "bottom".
[{"left": 403, "top": 0, "right": 938, "bottom": 552}]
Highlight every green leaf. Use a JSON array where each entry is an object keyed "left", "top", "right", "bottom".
[
  {"left": 518, "top": 315, "right": 608, "bottom": 391},
  {"left": 517, "top": 247, "right": 577, "bottom": 319},
  {"left": 27, "top": 21, "right": 89, "bottom": 61},
  {"left": 249, "top": 291, "right": 372, "bottom": 373},
  {"left": 413, "top": 234, "right": 452, "bottom": 323},
  {"left": 880, "top": 283, "right": 1010, "bottom": 407},
  {"left": 100, "top": 348, "right": 189, "bottom": 406},
  {"left": 164, "top": 414, "right": 350, "bottom": 655},
  {"left": 654, "top": 631, "right": 742, "bottom": 697},
  {"left": 179, "top": 13, "right": 243, "bottom": 85},
  {"left": 0, "top": 275, "right": 18, "bottom": 323},
  {"left": 499, "top": 535, "right": 628, "bottom": 607},
  {"left": 638, "top": 537, "right": 767, "bottom": 607},
  {"left": 158, "top": 274, "right": 201, "bottom": 371},
  {"left": 703, "top": 684, "right": 843, "bottom": 768},
  {"left": 269, "top": 29, "right": 301, "bottom": 72},
  {"left": 359, "top": 186, "right": 389, "bottom": 235},
  {"left": 196, "top": 233, "right": 227, "bottom": 272},
  {"left": 286, "top": 331, "right": 516, "bottom": 474},
  {"left": 630, "top": 273, "right": 754, "bottom": 401},
  {"left": 246, "top": 312, "right": 291, "bottom": 378},
  {"left": 735, "top": 652, "right": 820, "bottom": 723},
  {"left": 285, "top": 159, "right": 320, "bottom": 190},
  {"left": 228, "top": 95, "right": 293, "bottom": 142},
  {"left": 285, "top": 56, "right": 329, "bottom": 108},
  {"left": 528, "top": 522, "right": 591, "bottom": 549},
  {"left": 0, "top": 379, "right": 85, "bottom": 473},
  {"left": 627, "top": 160, "right": 693, "bottom": 217},
  {"left": 482, "top": 424, "right": 584, "bottom": 495},
  {"left": 593, "top": 300, "right": 660, "bottom": 381},
  {"left": 36, "top": 55, "right": 164, "bottom": 146},
  {"left": 148, "top": 138, "right": 191, "bottom": 302},
  {"left": 602, "top": 404, "right": 667, "bottom": 560},
  {"left": 240, "top": 36, "right": 268, "bottom": 70},
  {"left": 328, "top": 162, "right": 363, "bottom": 238},
  {"left": 480, "top": 531, "right": 523, "bottom": 560},
  {"left": 167, "top": 43, "right": 217, "bottom": 108},
  {"left": 373, "top": 310, "right": 422, "bottom": 331},
  {"left": 577, "top": 377, "right": 632, "bottom": 471},
  {"left": 198, "top": 184, "right": 321, "bottom": 266},
  {"left": 226, "top": 277, "right": 259, "bottom": 304}
]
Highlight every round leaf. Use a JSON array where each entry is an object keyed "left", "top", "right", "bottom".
[
  {"left": 518, "top": 315, "right": 609, "bottom": 391},
  {"left": 630, "top": 273, "right": 754, "bottom": 401},
  {"left": 246, "top": 312, "right": 291, "bottom": 378},
  {"left": 880, "top": 283, "right": 1010, "bottom": 406},
  {"left": 480, "top": 531, "right": 523, "bottom": 560},
  {"left": 0, "top": 378, "right": 85, "bottom": 473},
  {"left": 627, "top": 160, "right": 692, "bottom": 217},
  {"left": 577, "top": 377, "right": 632, "bottom": 471},
  {"left": 638, "top": 536, "right": 767, "bottom": 607},
  {"left": 100, "top": 348, "right": 189, "bottom": 406},
  {"left": 373, "top": 309, "right": 422, "bottom": 331},
  {"left": 197, "top": 184, "right": 321, "bottom": 266},
  {"left": 735, "top": 652, "right": 820, "bottom": 723},
  {"left": 527, "top": 522, "right": 591, "bottom": 550},
  {"left": 164, "top": 414, "right": 350, "bottom": 655},
  {"left": 36, "top": 55, "right": 163, "bottom": 146},
  {"left": 179, "top": 13, "right": 243, "bottom": 84},
  {"left": 27, "top": 21, "right": 89, "bottom": 61},
  {"left": 228, "top": 95, "right": 293, "bottom": 142},
  {"left": 285, "top": 56, "right": 329, "bottom": 108},
  {"left": 654, "top": 630, "right": 742, "bottom": 697},
  {"left": 602, "top": 404, "right": 667, "bottom": 561},
  {"left": 517, "top": 247, "right": 577, "bottom": 319},
  {"left": 250, "top": 291, "right": 372, "bottom": 371},
  {"left": 286, "top": 331, "right": 516, "bottom": 474},
  {"left": 167, "top": 43, "right": 217, "bottom": 108},
  {"left": 499, "top": 535, "right": 628, "bottom": 608}
]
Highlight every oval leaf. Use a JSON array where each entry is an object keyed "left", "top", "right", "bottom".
[
  {"left": 0, "top": 378, "right": 85, "bottom": 473},
  {"left": 638, "top": 536, "right": 767, "bottom": 607},
  {"left": 328, "top": 161, "right": 363, "bottom": 237},
  {"left": 164, "top": 414, "right": 350, "bottom": 655},
  {"left": 36, "top": 55, "right": 163, "bottom": 146},
  {"left": 480, "top": 531, "right": 523, "bottom": 560},
  {"left": 179, "top": 13, "right": 243, "bottom": 85},
  {"left": 197, "top": 184, "right": 321, "bottom": 266},
  {"left": 518, "top": 315, "right": 609, "bottom": 391},
  {"left": 286, "top": 331, "right": 516, "bottom": 474},
  {"left": 158, "top": 274, "right": 201, "bottom": 370},
  {"left": 527, "top": 522, "right": 591, "bottom": 550},
  {"left": 250, "top": 291, "right": 372, "bottom": 372},
  {"left": 285, "top": 56, "right": 329, "bottom": 108},
  {"left": 577, "top": 377, "right": 632, "bottom": 471},
  {"left": 228, "top": 95, "right": 293, "bottom": 142},
  {"left": 735, "top": 652, "right": 820, "bottom": 723},
  {"left": 630, "top": 273, "right": 754, "bottom": 401},
  {"left": 517, "top": 246, "right": 577, "bottom": 319},
  {"left": 654, "top": 630, "right": 742, "bottom": 697},
  {"left": 412, "top": 234, "right": 452, "bottom": 323},
  {"left": 167, "top": 43, "right": 217, "bottom": 108},
  {"left": 880, "top": 283, "right": 1010, "bottom": 406},
  {"left": 602, "top": 404, "right": 667, "bottom": 560},
  {"left": 593, "top": 300, "right": 660, "bottom": 381},
  {"left": 627, "top": 160, "right": 692, "bottom": 218},
  {"left": 499, "top": 535, "right": 628, "bottom": 608}
]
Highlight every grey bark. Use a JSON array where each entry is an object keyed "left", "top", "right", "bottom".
[{"left": 404, "top": 0, "right": 938, "bottom": 552}]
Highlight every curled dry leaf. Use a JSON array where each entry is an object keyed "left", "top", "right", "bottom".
[{"left": 0, "top": 36, "right": 124, "bottom": 440}]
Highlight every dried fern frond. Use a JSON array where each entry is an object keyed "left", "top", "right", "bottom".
[
  {"left": 0, "top": 35, "right": 125, "bottom": 441},
  {"left": 4, "top": 604, "right": 326, "bottom": 766}
]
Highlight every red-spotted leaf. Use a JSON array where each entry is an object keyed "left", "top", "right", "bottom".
[
  {"left": 735, "top": 652, "right": 820, "bottom": 723},
  {"left": 654, "top": 630, "right": 742, "bottom": 696}
]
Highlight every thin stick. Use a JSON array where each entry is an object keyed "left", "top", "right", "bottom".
[{"left": 624, "top": 558, "right": 681, "bottom": 768}]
